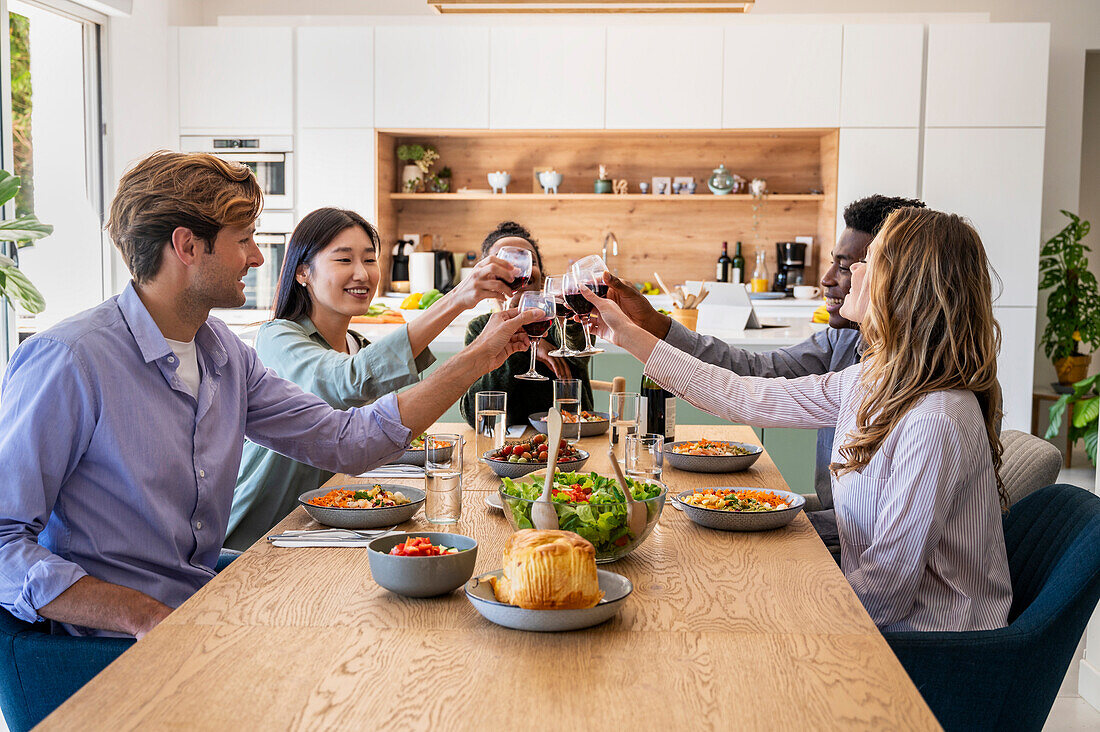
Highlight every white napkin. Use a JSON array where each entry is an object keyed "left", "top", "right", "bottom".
[{"left": 506, "top": 425, "right": 526, "bottom": 438}]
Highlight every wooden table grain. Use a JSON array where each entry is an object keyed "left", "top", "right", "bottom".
[{"left": 42, "top": 423, "right": 939, "bottom": 730}]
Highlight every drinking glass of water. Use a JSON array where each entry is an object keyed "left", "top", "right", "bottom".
[
  {"left": 553, "top": 379, "right": 582, "bottom": 444},
  {"left": 625, "top": 433, "right": 664, "bottom": 481},
  {"left": 610, "top": 392, "right": 642, "bottom": 465},
  {"left": 425, "top": 433, "right": 462, "bottom": 524},
  {"left": 474, "top": 391, "right": 507, "bottom": 463}
]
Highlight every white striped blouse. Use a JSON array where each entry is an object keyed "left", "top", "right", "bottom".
[{"left": 646, "top": 340, "right": 1012, "bottom": 633}]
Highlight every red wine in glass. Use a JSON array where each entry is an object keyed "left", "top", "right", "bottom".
[
  {"left": 555, "top": 301, "right": 572, "bottom": 317},
  {"left": 499, "top": 273, "right": 530, "bottom": 292},
  {"left": 564, "top": 292, "right": 594, "bottom": 315},
  {"left": 589, "top": 282, "right": 608, "bottom": 298},
  {"left": 522, "top": 317, "right": 553, "bottom": 337}
]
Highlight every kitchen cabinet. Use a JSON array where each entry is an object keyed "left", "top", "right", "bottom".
[
  {"left": 723, "top": 24, "right": 842, "bottom": 128},
  {"left": 375, "top": 26, "right": 490, "bottom": 129},
  {"left": 995, "top": 306, "right": 1037, "bottom": 433},
  {"left": 605, "top": 26, "right": 723, "bottom": 129},
  {"left": 926, "top": 23, "right": 1049, "bottom": 128},
  {"left": 840, "top": 24, "right": 923, "bottom": 128},
  {"left": 835, "top": 128, "right": 920, "bottom": 238},
  {"left": 297, "top": 129, "right": 376, "bottom": 223},
  {"left": 177, "top": 27, "right": 293, "bottom": 133},
  {"left": 297, "top": 28, "right": 373, "bottom": 128},
  {"left": 921, "top": 127, "right": 1046, "bottom": 308},
  {"left": 489, "top": 27, "right": 605, "bottom": 130}
]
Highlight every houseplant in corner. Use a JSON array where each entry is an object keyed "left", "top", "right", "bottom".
[
  {"left": 1045, "top": 374, "right": 1098, "bottom": 466},
  {"left": 0, "top": 169, "right": 53, "bottom": 316},
  {"left": 1039, "top": 210, "right": 1098, "bottom": 389}
]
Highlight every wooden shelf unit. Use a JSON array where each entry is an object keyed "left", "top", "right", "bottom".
[
  {"left": 375, "top": 129, "right": 838, "bottom": 291},
  {"left": 389, "top": 192, "right": 826, "bottom": 201}
]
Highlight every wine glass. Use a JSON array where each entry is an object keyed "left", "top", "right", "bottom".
[
  {"left": 495, "top": 246, "right": 533, "bottom": 295},
  {"left": 543, "top": 275, "right": 576, "bottom": 357},
  {"left": 563, "top": 269, "right": 604, "bottom": 355},
  {"left": 514, "top": 291, "right": 554, "bottom": 381},
  {"left": 572, "top": 255, "right": 609, "bottom": 289}
]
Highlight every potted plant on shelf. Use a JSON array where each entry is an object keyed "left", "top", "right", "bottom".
[
  {"left": 430, "top": 167, "right": 452, "bottom": 193},
  {"left": 396, "top": 144, "right": 440, "bottom": 193},
  {"left": 1045, "top": 373, "right": 1099, "bottom": 466},
  {"left": 1039, "top": 210, "right": 1098, "bottom": 389},
  {"left": 0, "top": 169, "right": 53, "bottom": 317}
]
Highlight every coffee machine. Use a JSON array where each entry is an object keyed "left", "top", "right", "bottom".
[{"left": 773, "top": 241, "right": 807, "bottom": 293}]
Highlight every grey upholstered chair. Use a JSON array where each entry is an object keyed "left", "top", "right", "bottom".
[{"left": 1000, "top": 429, "right": 1064, "bottom": 507}]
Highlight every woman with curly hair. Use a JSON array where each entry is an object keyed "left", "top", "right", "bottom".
[{"left": 581, "top": 207, "right": 1011, "bottom": 632}]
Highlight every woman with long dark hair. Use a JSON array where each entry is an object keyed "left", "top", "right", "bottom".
[
  {"left": 582, "top": 207, "right": 1011, "bottom": 632},
  {"left": 227, "top": 207, "right": 514, "bottom": 549}
]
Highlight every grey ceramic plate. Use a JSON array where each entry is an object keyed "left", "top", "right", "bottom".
[
  {"left": 749, "top": 292, "right": 788, "bottom": 300},
  {"left": 482, "top": 449, "right": 589, "bottom": 479},
  {"left": 388, "top": 443, "right": 456, "bottom": 467},
  {"left": 298, "top": 484, "right": 424, "bottom": 529},
  {"left": 484, "top": 492, "right": 503, "bottom": 511},
  {"left": 368, "top": 532, "right": 478, "bottom": 597},
  {"left": 529, "top": 411, "right": 610, "bottom": 437},
  {"left": 664, "top": 441, "right": 763, "bottom": 473},
  {"left": 465, "top": 569, "right": 632, "bottom": 632},
  {"left": 672, "top": 487, "right": 805, "bottom": 531}
]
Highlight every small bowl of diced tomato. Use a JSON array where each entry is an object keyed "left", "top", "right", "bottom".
[{"left": 367, "top": 532, "right": 478, "bottom": 597}]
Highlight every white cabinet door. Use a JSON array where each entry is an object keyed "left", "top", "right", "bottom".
[
  {"left": 723, "top": 24, "right": 842, "bottom": 128},
  {"left": 926, "top": 23, "right": 1049, "bottom": 127},
  {"left": 297, "top": 129, "right": 376, "bottom": 224},
  {"left": 375, "top": 26, "right": 489, "bottom": 129},
  {"left": 995, "top": 305, "right": 1037, "bottom": 433},
  {"left": 840, "top": 24, "right": 923, "bottom": 128},
  {"left": 489, "top": 27, "right": 605, "bottom": 129},
  {"left": 605, "top": 26, "right": 723, "bottom": 129},
  {"left": 297, "top": 28, "right": 373, "bottom": 128},
  {"left": 835, "top": 128, "right": 920, "bottom": 239},
  {"left": 922, "top": 128, "right": 1046, "bottom": 308},
  {"left": 178, "top": 27, "right": 293, "bottom": 133}
]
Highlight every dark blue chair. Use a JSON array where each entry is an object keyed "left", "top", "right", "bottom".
[
  {"left": 884, "top": 483, "right": 1100, "bottom": 732},
  {"left": 0, "top": 548, "right": 242, "bottom": 732}
]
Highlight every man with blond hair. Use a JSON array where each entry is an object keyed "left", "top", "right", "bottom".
[{"left": 0, "top": 151, "right": 535, "bottom": 643}]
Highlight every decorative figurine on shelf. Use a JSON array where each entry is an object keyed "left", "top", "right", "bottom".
[
  {"left": 538, "top": 170, "right": 563, "bottom": 195},
  {"left": 707, "top": 164, "right": 735, "bottom": 195},
  {"left": 750, "top": 177, "right": 768, "bottom": 197},
  {"left": 672, "top": 182, "right": 682, "bottom": 195},
  {"left": 731, "top": 174, "right": 747, "bottom": 194},
  {"left": 687, "top": 181, "right": 698, "bottom": 194},
  {"left": 652, "top": 176, "right": 671, "bottom": 195},
  {"left": 639, "top": 182, "right": 650, "bottom": 194},
  {"left": 488, "top": 171, "right": 511, "bottom": 194},
  {"left": 613, "top": 179, "right": 628, "bottom": 195},
  {"left": 674, "top": 176, "right": 695, "bottom": 195},
  {"left": 594, "top": 164, "right": 612, "bottom": 194}
]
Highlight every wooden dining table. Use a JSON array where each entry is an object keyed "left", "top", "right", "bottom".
[{"left": 42, "top": 423, "right": 939, "bottom": 730}]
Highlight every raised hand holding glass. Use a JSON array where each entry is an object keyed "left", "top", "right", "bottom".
[{"left": 514, "top": 291, "right": 554, "bottom": 381}]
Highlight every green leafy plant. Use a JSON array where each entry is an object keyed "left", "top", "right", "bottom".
[
  {"left": 1039, "top": 210, "right": 1098, "bottom": 360},
  {"left": 1046, "top": 373, "right": 1099, "bottom": 466},
  {"left": 0, "top": 170, "right": 54, "bottom": 314},
  {"left": 396, "top": 144, "right": 440, "bottom": 174}
]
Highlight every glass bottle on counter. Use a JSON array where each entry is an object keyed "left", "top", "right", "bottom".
[
  {"left": 731, "top": 242, "right": 745, "bottom": 285},
  {"left": 640, "top": 375, "right": 676, "bottom": 443},
  {"left": 716, "top": 242, "right": 732, "bottom": 283},
  {"left": 751, "top": 250, "right": 769, "bottom": 293}
]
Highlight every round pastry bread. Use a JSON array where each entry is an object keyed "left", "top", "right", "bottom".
[{"left": 489, "top": 530, "right": 604, "bottom": 610}]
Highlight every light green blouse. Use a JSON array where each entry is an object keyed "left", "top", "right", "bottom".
[{"left": 225, "top": 317, "right": 434, "bottom": 550}]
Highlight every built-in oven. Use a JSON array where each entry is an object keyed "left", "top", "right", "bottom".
[
  {"left": 243, "top": 210, "right": 294, "bottom": 310},
  {"left": 179, "top": 135, "right": 294, "bottom": 210}
]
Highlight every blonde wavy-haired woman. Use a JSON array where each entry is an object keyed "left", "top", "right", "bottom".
[{"left": 582, "top": 207, "right": 1011, "bottom": 633}]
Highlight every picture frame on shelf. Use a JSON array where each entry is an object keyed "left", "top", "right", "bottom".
[
  {"left": 674, "top": 176, "right": 695, "bottom": 195},
  {"left": 651, "top": 176, "right": 672, "bottom": 195}
]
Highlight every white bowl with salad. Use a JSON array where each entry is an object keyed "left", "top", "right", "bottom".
[{"left": 499, "top": 471, "right": 666, "bottom": 563}]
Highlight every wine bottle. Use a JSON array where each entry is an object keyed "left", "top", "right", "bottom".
[
  {"left": 731, "top": 242, "right": 745, "bottom": 285},
  {"left": 716, "top": 241, "right": 732, "bottom": 283},
  {"left": 640, "top": 375, "right": 676, "bottom": 443}
]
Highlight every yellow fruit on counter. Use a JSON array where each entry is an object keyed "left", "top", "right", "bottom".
[
  {"left": 811, "top": 305, "right": 830, "bottom": 324},
  {"left": 401, "top": 292, "right": 422, "bottom": 310}
]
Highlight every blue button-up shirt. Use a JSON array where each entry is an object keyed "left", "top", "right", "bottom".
[{"left": 0, "top": 283, "right": 411, "bottom": 636}]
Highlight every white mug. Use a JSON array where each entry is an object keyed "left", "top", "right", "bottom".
[{"left": 793, "top": 285, "right": 822, "bottom": 300}]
